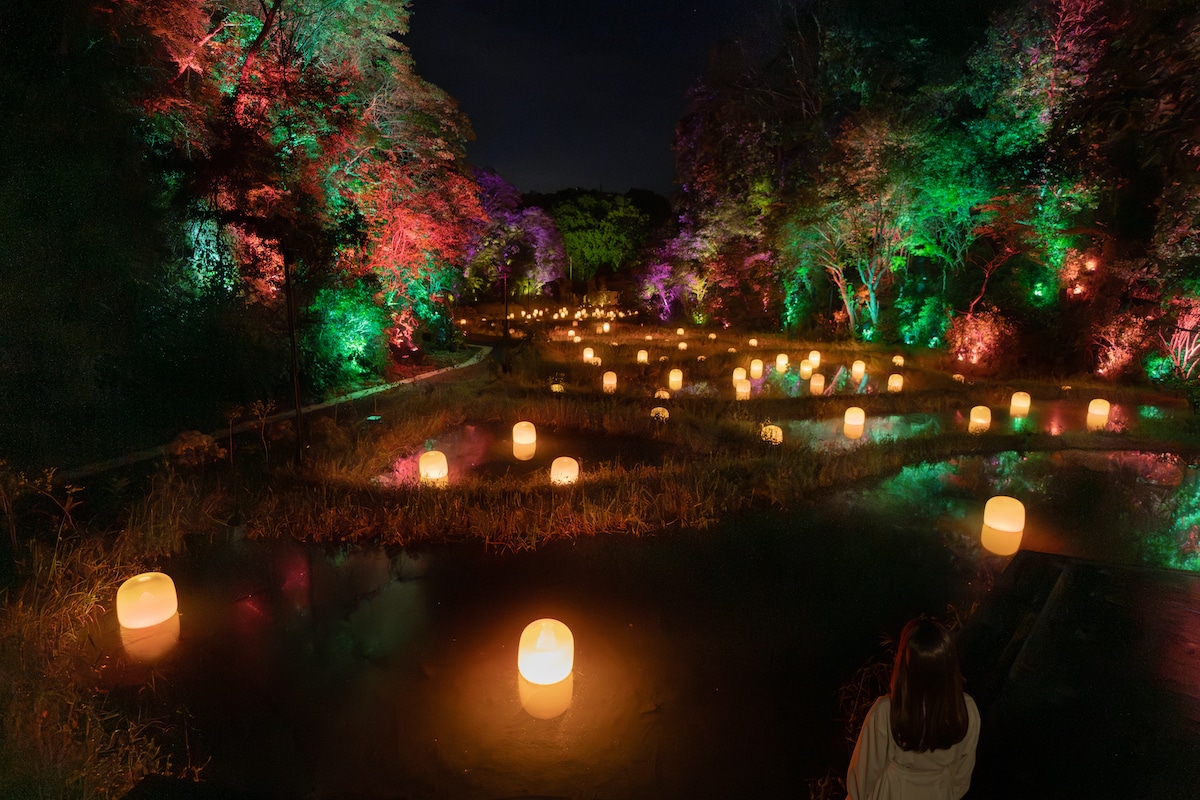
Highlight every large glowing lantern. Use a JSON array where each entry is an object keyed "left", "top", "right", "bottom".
[
  {"left": 637, "top": 349, "right": 649, "bottom": 364},
  {"left": 750, "top": 359, "right": 764, "bottom": 379},
  {"left": 735, "top": 379, "right": 752, "bottom": 401},
  {"left": 519, "top": 618, "right": 574, "bottom": 685},
  {"left": 602, "top": 371, "right": 617, "bottom": 394},
  {"left": 761, "top": 424, "right": 783, "bottom": 445},
  {"left": 981, "top": 496, "right": 1025, "bottom": 556},
  {"left": 117, "top": 572, "right": 178, "bottom": 629},
  {"left": 843, "top": 407, "right": 865, "bottom": 440},
  {"left": 969, "top": 406, "right": 991, "bottom": 434},
  {"left": 550, "top": 457, "right": 580, "bottom": 486},
  {"left": 887, "top": 374, "right": 903, "bottom": 393},
  {"left": 810, "top": 374, "right": 826, "bottom": 395},
  {"left": 1010, "top": 391, "right": 1031, "bottom": 418},
  {"left": 418, "top": 450, "right": 449, "bottom": 487},
  {"left": 669, "top": 369, "right": 683, "bottom": 391},
  {"left": 732, "top": 367, "right": 747, "bottom": 386},
  {"left": 851, "top": 360, "right": 866, "bottom": 381},
  {"left": 1087, "top": 398, "right": 1111, "bottom": 431},
  {"left": 775, "top": 353, "right": 789, "bottom": 372},
  {"left": 808, "top": 350, "right": 821, "bottom": 368},
  {"left": 582, "top": 347, "right": 594, "bottom": 362},
  {"left": 513, "top": 421, "right": 537, "bottom": 461},
  {"left": 799, "top": 360, "right": 813, "bottom": 380},
  {"left": 651, "top": 406, "right": 669, "bottom": 421}
]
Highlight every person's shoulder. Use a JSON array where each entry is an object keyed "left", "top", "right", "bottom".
[
  {"left": 867, "top": 695, "right": 891, "bottom": 722},
  {"left": 964, "top": 693, "right": 979, "bottom": 715}
]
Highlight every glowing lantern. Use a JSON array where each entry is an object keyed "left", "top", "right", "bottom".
[
  {"left": 120, "top": 611, "right": 180, "bottom": 662},
  {"left": 888, "top": 374, "right": 903, "bottom": 393},
  {"left": 513, "top": 421, "right": 537, "bottom": 461},
  {"left": 651, "top": 406, "right": 669, "bottom": 421},
  {"left": 969, "top": 406, "right": 991, "bottom": 434},
  {"left": 750, "top": 359, "right": 764, "bottom": 379},
  {"left": 602, "top": 322, "right": 610, "bottom": 333},
  {"left": 808, "top": 350, "right": 821, "bottom": 368},
  {"left": 953, "top": 373, "right": 965, "bottom": 383},
  {"left": 727, "top": 347, "right": 737, "bottom": 354},
  {"left": 843, "top": 407, "right": 865, "bottom": 440},
  {"left": 851, "top": 360, "right": 866, "bottom": 381},
  {"left": 550, "top": 383, "right": 564, "bottom": 393},
  {"left": 582, "top": 347, "right": 594, "bottom": 362},
  {"left": 591, "top": 357, "right": 602, "bottom": 367},
  {"left": 799, "top": 360, "right": 813, "bottom": 380},
  {"left": 603, "top": 371, "right": 617, "bottom": 394},
  {"left": 732, "top": 367, "right": 747, "bottom": 386},
  {"left": 573, "top": 336, "right": 583, "bottom": 344},
  {"left": 518, "top": 618, "right": 574, "bottom": 685},
  {"left": 550, "top": 457, "right": 580, "bottom": 485},
  {"left": 981, "top": 496, "right": 1025, "bottom": 556},
  {"left": 117, "top": 572, "right": 178, "bottom": 629},
  {"left": 676, "top": 327, "right": 685, "bottom": 336},
  {"left": 708, "top": 333, "right": 717, "bottom": 341},
  {"left": 892, "top": 355, "right": 905, "bottom": 367},
  {"left": 775, "top": 353, "right": 789, "bottom": 372},
  {"left": 637, "top": 349, "right": 649, "bottom": 364},
  {"left": 678, "top": 342, "right": 688, "bottom": 351},
  {"left": 1010, "top": 391, "right": 1031, "bottom": 418},
  {"left": 748, "top": 338, "right": 758, "bottom": 347},
  {"left": 761, "top": 424, "right": 783, "bottom": 445},
  {"left": 654, "top": 388, "right": 671, "bottom": 400},
  {"left": 810, "top": 374, "right": 825, "bottom": 395},
  {"left": 418, "top": 450, "right": 449, "bottom": 487},
  {"left": 735, "top": 379, "right": 752, "bottom": 400},
  {"left": 1087, "top": 398, "right": 1111, "bottom": 431},
  {"left": 669, "top": 369, "right": 683, "bottom": 391}
]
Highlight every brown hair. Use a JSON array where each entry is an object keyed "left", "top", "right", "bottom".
[{"left": 889, "top": 617, "right": 969, "bottom": 752}]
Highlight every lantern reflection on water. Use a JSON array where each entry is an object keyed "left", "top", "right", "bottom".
[
  {"left": 518, "top": 618, "right": 574, "bottom": 719},
  {"left": 732, "top": 367, "right": 747, "bottom": 386},
  {"left": 981, "top": 496, "right": 1025, "bottom": 556},
  {"left": 513, "top": 421, "right": 537, "bottom": 461},
  {"left": 603, "top": 371, "right": 617, "bottom": 394},
  {"left": 735, "top": 379, "right": 751, "bottom": 401},
  {"left": 418, "top": 450, "right": 449, "bottom": 487},
  {"left": 651, "top": 406, "right": 669, "bottom": 421}
]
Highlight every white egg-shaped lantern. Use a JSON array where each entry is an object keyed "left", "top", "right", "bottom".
[
  {"left": 732, "top": 367, "right": 747, "bottom": 386},
  {"left": 117, "top": 572, "right": 178, "bottom": 629},
  {"left": 582, "top": 347, "right": 594, "bottom": 362},
  {"left": 637, "top": 349, "right": 649, "bottom": 364},
  {"left": 808, "top": 350, "right": 821, "bottom": 369},
  {"left": 750, "top": 359, "right": 764, "bottom": 379},
  {"left": 676, "top": 327, "right": 685, "bottom": 336},
  {"left": 761, "top": 424, "right": 783, "bottom": 445},
  {"left": 735, "top": 379, "right": 752, "bottom": 401},
  {"left": 418, "top": 450, "right": 449, "bottom": 487},
  {"left": 887, "top": 374, "right": 903, "bottom": 393},
  {"left": 518, "top": 618, "right": 574, "bottom": 686},
  {"left": 843, "top": 407, "right": 866, "bottom": 440},
  {"left": 851, "top": 360, "right": 866, "bottom": 381},
  {"left": 651, "top": 406, "right": 669, "bottom": 421},
  {"left": 799, "top": 360, "right": 813, "bottom": 380},
  {"left": 668, "top": 369, "right": 684, "bottom": 391},
  {"left": 810, "top": 374, "right": 825, "bottom": 395},
  {"left": 567, "top": 329, "right": 575, "bottom": 337},
  {"left": 602, "top": 371, "right": 617, "bottom": 394},
  {"left": 1087, "top": 398, "right": 1111, "bottom": 431},
  {"left": 573, "top": 336, "right": 583, "bottom": 344},
  {"left": 892, "top": 355, "right": 905, "bottom": 367},
  {"left": 550, "top": 457, "right": 580, "bottom": 486},
  {"left": 678, "top": 341, "right": 688, "bottom": 351},
  {"left": 602, "top": 322, "right": 611, "bottom": 333},
  {"left": 775, "top": 354, "right": 789, "bottom": 372},
  {"left": 748, "top": 338, "right": 758, "bottom": 347},
  {"left": 708, "top": 333, "right": 717, "bottom": 341},
  {"left": 513, "top": 421, "right": 537, "bottom": 461},
  {"left": 969, "top": 406, "right": 992, "bottom": 434},
  {"left": 1010, "top": 391, "right": 1032, "bottom": 418},
  {"left": 981, "top": 496, "right": 1025, "bottom": 556}
]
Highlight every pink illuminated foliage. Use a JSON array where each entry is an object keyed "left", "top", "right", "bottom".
[
  {"left": 1160, "top": 297, "right": 1200, "bottom": 381},
  {"left": 945, "top": 308, "right": 1016, "bottom": 369}
]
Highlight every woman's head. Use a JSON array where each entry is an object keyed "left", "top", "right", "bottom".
[{"left": 889, "top": 616, "right": 969, "bottom": 752}]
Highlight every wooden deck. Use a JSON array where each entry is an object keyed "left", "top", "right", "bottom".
[{"left": 960, "top": 551, "right": 1200, "bottom": 798}]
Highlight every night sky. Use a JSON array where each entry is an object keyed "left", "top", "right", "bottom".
[{"left": 402, "top": 0, "right": 782, "bottom": 197}]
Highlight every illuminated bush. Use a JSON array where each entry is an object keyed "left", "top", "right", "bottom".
[
  {"left": 304, "top": 281, "right": 390, "bottom": 391},
  {"left": 945, "top": 309, "right": 1015, "bottom": 369}
]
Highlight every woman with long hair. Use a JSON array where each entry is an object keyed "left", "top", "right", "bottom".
[{"left": 847, "top": 617, "right": 981, "bottom": 799}]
